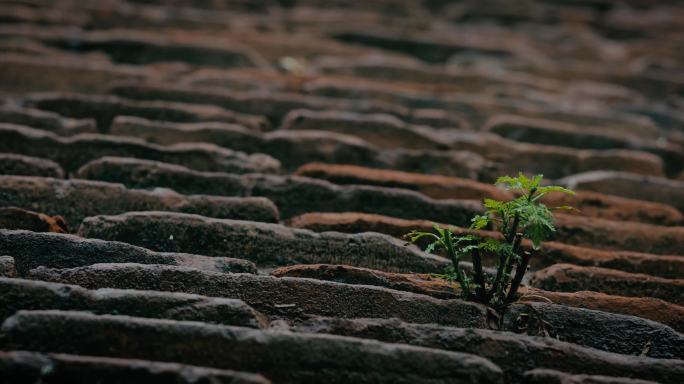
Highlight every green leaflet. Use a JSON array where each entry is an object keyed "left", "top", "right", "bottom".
[
  {"left": 470, "top": 214, "right": 490, "bottom": 230},
  {"left": 495, "top": 172, "right": 543, "bottom": 192},
  {"left": 532, "top": 185, "right": 576, "bottom": 201},
  {"left": 425, "top": 241, "right": 440, "bottom": 254}
]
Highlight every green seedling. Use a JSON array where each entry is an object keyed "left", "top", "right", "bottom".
[{"left": 407, "top": 173, "right": 574, "bottom": 309}]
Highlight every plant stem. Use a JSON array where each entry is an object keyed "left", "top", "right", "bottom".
[
  {"left": 489, "top": 212, "right": 521, "bottom": 301},
  {"left": 496, "top": 233, "right": 523, "bottom": 303},
  {"left": 445, "top": 235, "right": 471, "bottom": 298},
  {"left": 511, "top": 233, "right": 523, "bottom": 254},
  {"left": 490, "top": 189, "right": 535, "bottom": 303},
  {"left": 505, "top": 212, "right": 520, "bottom": 243},
  {"left": 487, "top": 257, "right": 504, "bottom": 300},
  {"left": 505, "top": 250, "right": 531, "bottom": 304},
  {"left": 495, "top": 251, "right": 513, "bottom": 305},
  {"left": 455, "top": 264, "right": 471, "bottom": 299},
  {"left": 471, "top": 247, "right": 486, "bottom": 302}
]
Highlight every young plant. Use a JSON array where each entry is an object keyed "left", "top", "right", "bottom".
[{"left": 407, "top": 173, "right": 574, "bottom": 309}]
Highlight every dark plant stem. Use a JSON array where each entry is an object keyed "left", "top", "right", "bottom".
[
  {"left": 505, "top": 250, "right": 532, "bottom": 304},
  {"left": 471, "top": 248, "right": 486, "bottom": 302},
  {"left": 511, "top": 233, "right": 523, "bottom": 255},
  {"left": 504, "top": 234, "right": 522, "bottom": 277},
  {"left": 505, "top": 213, "right": 520, "bottom": 243},
  {"left": 497, "top": 233, "right": 522, "bottom": 301},
  {"left": 490, "top": 189, "right": 535, "bottom": 303},
  {"left": 488, "top": 215, "right": 521, "bottom": 301},
  {"left": 445, "top": 236, "right": 471, "bottom": 298},
  {"left": 495, "top": 251, "right": 513, "bottom": 305},
  {"left": 453, "top": 263, "right": 470, "bottom": 299},
  {"left": 487, "top": 258, "right": 504, "bottom": 300},
  {"left": 498, "top": 189, "right": 536, "bottom": 305}
]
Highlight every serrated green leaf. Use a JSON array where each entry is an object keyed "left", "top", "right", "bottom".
[
  {"left": 533, "top": 185, "right": 576, "bottom": 201},
  {"left": 425, "top": 241, "right": 440, "bottom": 254},
  {"left": 540, "top": 185, "right": 575, "bottom": 194},
  {"left": 470, "top": 214, "right": 490, "bottom": 230},
  {"left": 454, "top": 235, "right": 478, "bottom": 249},
  {"left": 406, "top": 231, "right": 440, "bottom": 243},
  {"left": 495, "top": 175, "right": 522, "bottom": 190},
  {"left": 530, "top": 174, "right": 543, "bottom": 189},
  {"left": 478, "top": 238, "right": 502, "bottom": 252},
  {"left": 432, "top": 223, "right": 446, "bottom": 237},
  {"left": 525, "top": 225, "right": 546, "bottom": 250},
  {"left": 483, "top": 198, "right": 504, "bottom": 210},
  {"left": 521, "top": 203, "right": 555, "bottom": 249},
  {"left": 459, "top": 244, "right": 479, "bottom": 256}
]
